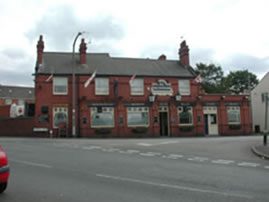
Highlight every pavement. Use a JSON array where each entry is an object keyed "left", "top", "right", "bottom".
[{"left": 252, "top": 144, "right": 269, "bottom": 159}]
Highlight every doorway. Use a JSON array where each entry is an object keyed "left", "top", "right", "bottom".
[
  {"left": 159, "top": 112, "right": 168, "bottom": 136},
  {"left": 204, "top": 113, "right": 218, "bottom": 135},
  {"left": 158, "top": 105, "right": 169, "bottom": 136}
]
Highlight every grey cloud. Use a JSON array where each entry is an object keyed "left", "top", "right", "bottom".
[
  {"left": 0, "top": 69, "right": 34, "bottom": 87},
  {"left": 140, "top": 45, "right": 177, "bottom": 60},
  {"left": 1, "top": 48, "right": 27, "bottom": 60},
  {"left": 190, "top": 48, "right": 216, "bottom": 66},
  {"left": 26, "top": 4, "right": 125, "bottom": 51},
  {"left": 189, "top": 49, "right": 268, "bottom": 78},
  {"left": 221, "top": 54, "right": 269, "bottom": 75},
  {"left": 0, "top": 51, "right": 35, "bottom": 86}
]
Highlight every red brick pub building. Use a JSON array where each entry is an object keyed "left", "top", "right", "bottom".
[{"left": 34, "top": 35, "right": 252, "bottom": 137}]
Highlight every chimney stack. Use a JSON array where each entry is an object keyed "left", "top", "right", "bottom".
[
  {"left": 79, "top": 38, "right": 87, "bottom": 64},
  {"left": 178, "top": 40, "right": 189, "bottom": 66},
  {"left": 36, "top": 35, "right": 44, "bottom": 65},
  {"left": 158, "top": 54, "right": 166, "bottom": 60}
]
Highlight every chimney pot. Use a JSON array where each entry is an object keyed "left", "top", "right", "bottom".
[
  {"left": 158, "top": 54, "right": 166, "bottom": 60},
  {"left": 178, "top": 40, "right": 189, "bottom": 66},
  {"left": 36, "top": 35, "right": 44, "bottom": 66},
  {"left": 79, "top": 38, "right": 87, "bottom": 64}
]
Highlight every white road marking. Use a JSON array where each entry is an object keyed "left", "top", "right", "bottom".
[
  {"left": 137, "top": 143, "right": 152, "bottom": 147},
  {"left": 188, "top": 157, "right": 209, "bottom": 162},
  {"left": 11, "top": 159, "right": 52, "bottom": 168},
  {"left": 126, "top": 150, "right": 140, "bottom": 154},
  {"left": 82, "top": 146, "right": 102, "bottom": 150},
  {"left": 139, "top": 152, "right": 159, "bottom": 157},
  {"left": 137, "top": 141, "right": 179, "bottom": 147},
  {"left": 96, "top": 173, "right": 253, "bottom": 199},
  {"left": 157, "top": 141, "right": 179, "bottom": 145},
  {"left": 166, "top": 154, "right": 184, "bottom": 159},
  {"left": 211, "top": 159, "right": 235, "bottom": 165},
  {"left": 118, "top": 150, "right": 134, "bottom": 154},
  {"left": 264, "top": 166, "right": 269, "bottom": 169},
  {"left": 237, "top": 162, "right": 260, "bottom": 167},
  {"left": 105, "top": 148, "right": 121, "bottom": 152}
]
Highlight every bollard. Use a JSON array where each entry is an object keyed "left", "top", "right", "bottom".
[{"left": 264, "top": 134, "right": 267, "bottom": 146}]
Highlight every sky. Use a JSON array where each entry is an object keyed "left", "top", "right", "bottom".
[{"left": 0, "top": 0, "right": 268, "bottom": 87}]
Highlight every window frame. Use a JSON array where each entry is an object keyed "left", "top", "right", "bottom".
[
  {"left": 227, "top": 106, "right": 241, "bottom": 124},
  {"left": 53, "top": 77, "right": 68, "bottom": 95},
  {"left": 178, "top": 106, "right": 193, "bottom": 126},
  {"left": 95, "top": 78, "right": 109, "bottom": 95},
  {"left": 130, "top": 78, "right": 144, "bottom": 96},
  {"left": 53, "top": 106, "right": 68, "bottom": 128},
  {"left": 5, "top": 99, "right": 12, "bottom": 105},
  {"left": 178, "top": 80, "right": 190, "bottom": 96},
  {"left": 90, "top": 107, "right": 114, "bottom": 128},
  {"left": 127, "top": 107, "right": 149, "bottom": 127}
]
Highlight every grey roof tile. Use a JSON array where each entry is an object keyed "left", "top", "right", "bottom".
[
  {"left": 38, "top": 52, "right": 195, "bottom": 78},
  {"left": 0, "top": 85, "right": 35, "bottom": 100}
]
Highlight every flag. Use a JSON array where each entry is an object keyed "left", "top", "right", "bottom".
[
  {"left": 129, "top": 74, "right": 136, "bottom": 86},
  {"left": 84, "top": 70, "right": 97, "bottom": 88},
  {"left": 195, "top": 74, "right": 202, "bottom": 83},
  {"left": 46, "top": 74, "right": 53, "bottom": 82}
]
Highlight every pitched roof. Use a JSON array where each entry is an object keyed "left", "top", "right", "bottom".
[
  {"left": 0, "top": 85, "right": 34, "bottom": 100},
  {"left": 37, "top": 52, "right": 196, "bottom": 78}
]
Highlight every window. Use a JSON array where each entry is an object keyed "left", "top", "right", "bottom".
[
  {"left": 18, "top": 99, "right": 25, "bottom": 105},
  {"left": 227, "top": 106, "right": 240, "bottom": 124},
  {"left": 131, "top": 79, "right": 144, "bottom": 95},
  {"left": 91, "top": 107, "right": 114, "bottom": 128},
  {"left": 5, "top": 99, "right": 12, "bottom": 105},
  {"left": 95, "top": 78, "right": 109, "bottom": 95},
  {"left": 127, "top": 107, "right": 149, "bottom": 127},
  {"left": 178, "top": 80, "right": 190, "bottom": 95},
  {"left": 53, "top": 77, "right": 68, "bottom": 95},
  {"left": 53, "top": 106, "right": 68, "bottom": 128},
  {"left": 178, "top": 106, "right": 193, "bottom": 125}
]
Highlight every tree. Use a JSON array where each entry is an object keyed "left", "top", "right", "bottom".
[
  {"left": 195, "top": 63, "right": 226, "bottom": 93},
  {"left": 224, "top": 70, "right": 258, "bottom": 94}
]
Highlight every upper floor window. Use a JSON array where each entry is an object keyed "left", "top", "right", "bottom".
[
  {"left": 95, "top": 78, "right": 109, "bottom": 95},
  {"left": 227, "top": 106, "right": 240, "bottom": 124},
  {"left": 53, "top": 77, "right": 68, "bottom": 95},
  {"left": 130, "top": 78, "right": 144, "bottom": 95},
  {"left": 178, "top": 80, "right": 190, "bottom": 95}
]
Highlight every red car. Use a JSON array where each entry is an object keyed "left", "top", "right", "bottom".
[{"left": 0, "top": 146, "right": 9, "bottom": 193}]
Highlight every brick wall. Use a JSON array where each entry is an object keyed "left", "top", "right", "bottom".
[{"left": 0, "top": 117, "right": 34, "bottom": 137}]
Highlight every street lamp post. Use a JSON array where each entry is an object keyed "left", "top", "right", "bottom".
[{"left": 72, "top": 32, "right": 83, "bottom": 137}]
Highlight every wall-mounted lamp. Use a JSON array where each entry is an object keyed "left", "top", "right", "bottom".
[
  {"left": 149, "top": 94, "right": 156, "bottom": 102},
  {"left": 175, "top": 92, "right": 182, "bottom": 101}
]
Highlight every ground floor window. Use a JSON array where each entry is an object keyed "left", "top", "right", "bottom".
[
  {"left": 178, "top": 106, "right": 193, "bottom": 125},
  {"left": 127, "top": 107, "right": 149, "bottom": 127},
  {"left": 227, "top": 106, "right": 240, "bottom": 124},
  {"left": 91, "top": 107, "right": 114, "bottom": 128},
  {"left": 53, "top": 106, "right": 68, "bottom": 128}
]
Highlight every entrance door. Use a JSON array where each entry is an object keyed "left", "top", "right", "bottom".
[
  {"left": 204, "top": 114, "right": 218, "bottom": 135},
  {"left": 159, "top": 112, "right": 168, "bottom": 136},
  {"left": 203, "top": 107, "right": 218, "bottom": 135}
]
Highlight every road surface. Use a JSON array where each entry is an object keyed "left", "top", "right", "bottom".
[{"left": 0, "top": 136, "right": 268, "bottom": 202}]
